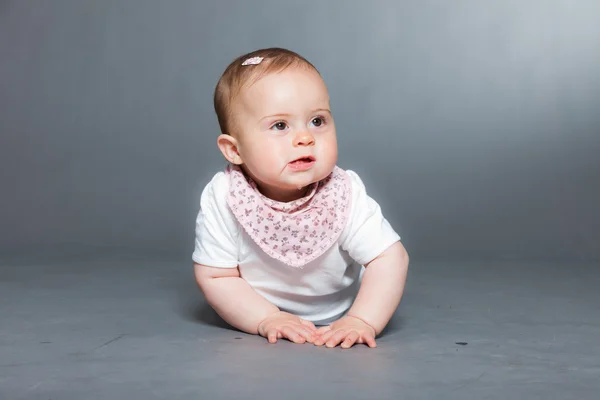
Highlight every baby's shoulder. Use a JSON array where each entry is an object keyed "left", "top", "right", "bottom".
[
  {"left": 338, "top": 168, "right": 367, "bottom": 195},
  {"left": 203, "top": 170, "right": 229, "bottom": 197},
  {"left": 199, "top": 170, "right": 232, "bottom": 212}
]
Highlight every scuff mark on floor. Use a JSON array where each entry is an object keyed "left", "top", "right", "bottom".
[{"left": 93, "top": 334, "right": 127, "bottom": 351}]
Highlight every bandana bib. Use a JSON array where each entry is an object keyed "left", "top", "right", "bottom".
[{"left": 226, "top": 165, "right": 352, "bottom": 268}]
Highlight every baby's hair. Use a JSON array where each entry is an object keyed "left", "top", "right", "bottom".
[{"left": 214, "top": 47, "right": 320, "bottom": 136}]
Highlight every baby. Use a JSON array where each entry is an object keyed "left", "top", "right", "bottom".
[{"left": 193, "top": 48, "right": 409, "bottom": 349}]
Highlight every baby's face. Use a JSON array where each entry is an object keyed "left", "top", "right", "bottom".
[{"left": 232, "top": 67, "right": 338, "bottom": 202}]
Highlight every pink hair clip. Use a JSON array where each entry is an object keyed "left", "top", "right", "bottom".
[{"left": 241, "top": 56, "right": 264, "bottom": 66}]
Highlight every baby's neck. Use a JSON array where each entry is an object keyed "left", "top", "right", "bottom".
[{"left": 259, "top": 185, "right": 311, "bottom": 203}]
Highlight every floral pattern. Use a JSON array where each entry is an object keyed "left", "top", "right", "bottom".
[{"left": 226, "top": 164, "right": 351, "bottom": 268}]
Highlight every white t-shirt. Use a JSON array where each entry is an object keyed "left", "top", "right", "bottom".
[{"left": 192, "top": 169, "right": 401, "bottom": 325}]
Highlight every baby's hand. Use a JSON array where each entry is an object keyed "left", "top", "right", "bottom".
[
  {"left": 257, "top": 311, "right": 318, "bottom": 344},
  {"left": 313, "top": 315, "right": 377, "bottom": 349}
]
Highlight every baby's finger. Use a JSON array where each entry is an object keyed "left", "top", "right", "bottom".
[
  {"left": 363, "top": 332, "right": 377, "bottom": 348},
  {"left": 341, "top": 331, "right": 360, "bottom": 349},
  {"left": 326, "top": 329, "right": 348, "bottom": 348},
  {"left": 293, "top": 324, "right": 317, "bottom": 342},
  {"left": 315, "top": 325, "right": 331, "bottom": 336},
  {"left": 267, "top": 329, "right": 278, "bottom": 344},
  {"left": 280, "top": 325, "right": 306, "bottom": 344},
  {"left": 300, "top": 319, "right": 317, "bottom": 331},
  {"left": 313, "top": 329, "right": 334, "bottom": 346}
]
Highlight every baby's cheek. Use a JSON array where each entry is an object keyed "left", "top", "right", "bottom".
[
  {"left": 248, "top": 141, "right": 277, "bottom": 164},
  {"left": 320, "top": 138, "right": 338, "bottom": 165},
  {"left": 264, "top": 148, "right": 286, "bottom": 167},
  {"left": 255, "top": 151, "right": 285, "bottom": 178}
]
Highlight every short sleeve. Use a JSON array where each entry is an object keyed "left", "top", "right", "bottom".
[
  {"left": 340, "top": 170, "right": 401, "bottom": 265},
  {"left": 192, "top": 172, "right": 240, "bottom": 268}
]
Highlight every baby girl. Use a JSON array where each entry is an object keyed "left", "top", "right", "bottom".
[{"left": 193, "top": 48, "right": 409, "bottom": 348}]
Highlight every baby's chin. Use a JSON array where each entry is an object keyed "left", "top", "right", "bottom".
[
  {"left": 251, "top": 165, "right": 334, "bottom": 197},
  {"left": 287, "top": 167, "right": 333, "bottom": 186}
]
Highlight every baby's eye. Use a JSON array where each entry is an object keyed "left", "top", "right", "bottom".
[
  {"left": 311, "top": 117, "right": 325, "bottom": 127},
  {"left": 271, "top": 121, "right": 288, "bottom": 131}
]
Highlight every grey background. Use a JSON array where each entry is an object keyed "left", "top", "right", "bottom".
[
  {"left": 2, "top": 2, "right": 600, "bottom": 399},
  {"left": 1, "top": 0, "right": 599, "bottom": 263}
]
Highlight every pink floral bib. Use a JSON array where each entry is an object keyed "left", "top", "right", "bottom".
[{"left": 226, "top": 164, "right": 352, "bottom": 268}]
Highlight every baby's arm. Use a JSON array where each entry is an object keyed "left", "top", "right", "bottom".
[
  {"left": 194, "top": 263, "right": 317, "bottom": 343},
  {"left": 314, "top": 241, "right": 409, "bottom": 348},
  {"left": 347, "top": 241, "right": 409, "bottom": 334},
  {"left": 194, "top": 263, "right": 278, "bottom": 333}
]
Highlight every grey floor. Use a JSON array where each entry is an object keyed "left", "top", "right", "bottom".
[{"left": 1, "top": 252, "right": 599, "bottom": 400}]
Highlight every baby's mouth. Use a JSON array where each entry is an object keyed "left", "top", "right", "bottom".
[{"left": 288, "top": 156, "right": 316, "bottom": 170}]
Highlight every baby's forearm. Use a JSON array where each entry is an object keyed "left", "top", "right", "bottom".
[
  {"left": 195, "top": 265, "right": 279, "bottom": 334},
  {"left": 347, "top": 241, "right": 409, "bottom": 335}
]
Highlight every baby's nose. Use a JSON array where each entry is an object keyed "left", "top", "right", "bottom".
[{"left": 293, "top": 131, "right": 315, "bottom": 146}]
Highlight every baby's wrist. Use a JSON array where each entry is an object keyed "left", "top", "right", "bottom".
[
  {"left": 346, "top": 313, "right": 378, "bottom": 335},
  {"left": 256, "top": 309, "right": 282, "bottom": 335}
]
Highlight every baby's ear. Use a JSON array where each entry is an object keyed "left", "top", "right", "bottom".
[{"left": 217, "top": 134, "right": 243, "bottom": 165}]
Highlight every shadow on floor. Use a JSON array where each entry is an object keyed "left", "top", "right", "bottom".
[
  {"left": 181, "top": 299, "right": 234, "bottom": 329},
  {"left": 171, "top": 276, "right": 238, "bottom": 331},
  {"left": 378, "top": 315, "right": 405, "bottom": 338}
]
